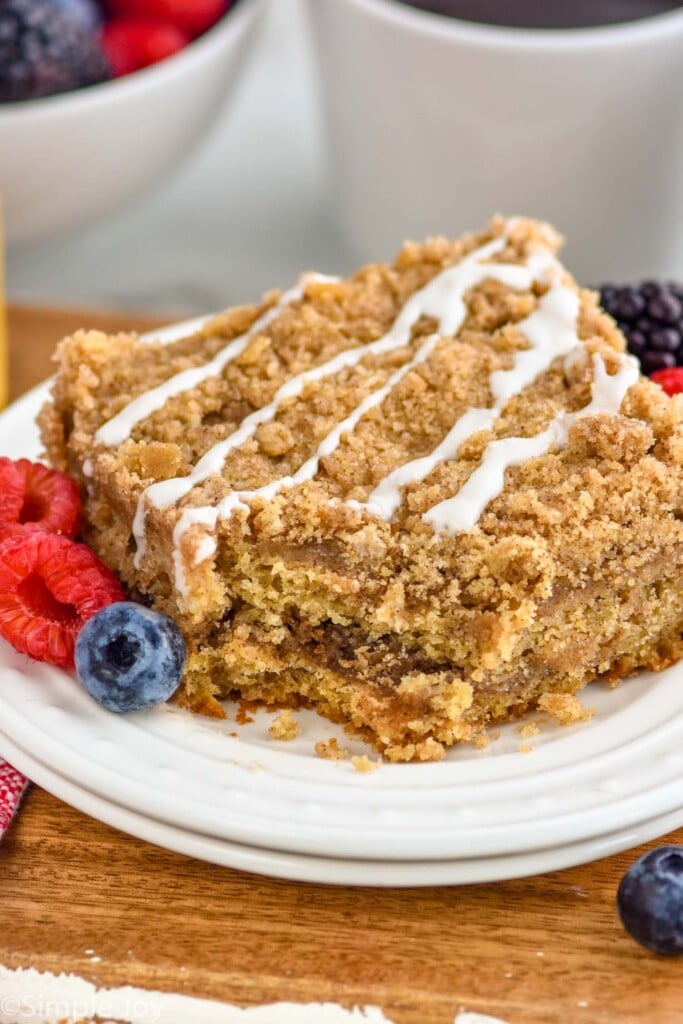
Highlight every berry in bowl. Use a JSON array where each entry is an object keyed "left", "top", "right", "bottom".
[
  {"left": 0, "top": 0, "right": 109, "bottom": 103},
  {"left": 0, "top": 0, "right": 264, "bottom": 245}
]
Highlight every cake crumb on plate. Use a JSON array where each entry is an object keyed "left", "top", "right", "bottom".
[
  {"left": 516, "top": 721, "right": 540, "bottom": 738},
  {"left": 268, "top": 709, "right": 300, "bottom": 741},
  {"left": 315, "top": 737, "right": 349, "bottom": 761},
  {"left": 351, "top": 755, "right": 381, "bottom": 773},
  {"left": 538, "top": 693, "right": 595, "bottom": 725}
]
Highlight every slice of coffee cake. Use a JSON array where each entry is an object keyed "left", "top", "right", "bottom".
[{"left": 39, "top": 217, "right": 683, "bottom": 760}]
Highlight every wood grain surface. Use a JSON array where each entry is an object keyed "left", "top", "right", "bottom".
[{"left": 1, "top": 306, "right": 682, "bottom": 1024}]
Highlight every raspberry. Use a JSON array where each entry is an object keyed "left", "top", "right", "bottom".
[
  {"left": 0, "top": 460, "right": 24, "bottom": 536},
  {"left": 650, "top": 367, "right": 683, "bottom": 397},
  {"left": 0, "top": 0, "right": 109, "bottom": 103},
  {"left": 0, "top": 458, "right": 81, "bottom": 542},
  {"left": 105, "top": 0, "right": 230, "bottom": 39},
  {"left": 0, "top": 532, "right": 124, "bottom": 669},
  {"left": 599, "top": 281, "right": 683, "bottom": 375},
  {"left": 101, "top": 16, "right": 189, "bottom": 76}
]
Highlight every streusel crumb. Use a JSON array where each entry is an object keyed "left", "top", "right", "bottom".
[
  {"left": 268, "top": 709, "right": 300, "bottom": 741},
  {"left": 516, "top": 722, "right": 540, "bottom": 738},
  {"left": 315, "top": 738, "right": 349, "bottom": 761},
  {"left": 538, "top": 693, "right": 595, "bottom": 725},
  {"left": 351, "top": 755, "right": 382, "bottom": 774}
]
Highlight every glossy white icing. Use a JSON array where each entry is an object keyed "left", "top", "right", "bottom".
[
  {"left": 131, "top": 232, "right": 531, "bottom": 566},
  {"left": 423, "top": 353, "right": 640, "bottom": 536},
  {"left": 170, "top": 334, "right": 441, "bottom": 598},
  {"left": 96, "top": 281, "right": 310, "bottom": 449},
  {"left": 360, "top": 259, "right": 578, "bottom": 521}
]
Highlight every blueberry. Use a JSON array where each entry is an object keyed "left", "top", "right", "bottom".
[
  {"left": 617, "top": 846, "right": 683, "bottom": 956},
  {"left": 75, "top": 602, "right": 186, "bottom": 714}
]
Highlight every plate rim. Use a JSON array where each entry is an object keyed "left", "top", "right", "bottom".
[
  {"left": 1, "top": 650, "right": 683, "bottom": 860},
  {"left": 2, "top": 725, "right": 682, "bottom": 887}
]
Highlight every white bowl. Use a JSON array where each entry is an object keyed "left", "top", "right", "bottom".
[
  {"left": 307, "top": 0, "right": 683, "bottom": 281},
  {"left": 0, "top": 0, "right": 265, "bottom": 246}
]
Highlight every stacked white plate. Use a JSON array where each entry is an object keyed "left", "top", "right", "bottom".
[{"left": 0, "top": 361, "right": 682, "bottom": 886}]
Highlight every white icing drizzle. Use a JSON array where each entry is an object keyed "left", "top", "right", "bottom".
[
  {"left": 132, "top": 231, "right": 535, "bottom": 568},
  {"left": 580, "top": 351, "right": 640, "bottom": 417},
  {"left": 356, "top": 406, "right": 499, "bottom": 521},
  {"left": 171, "top": 334, "right": 441, "bottom": 598},
  {"left": 423, "top": 422, "right": 563, "bottom": 536},
  {"left": 194, "top": 535, "right": 218, "bottom": 565},
  {"left": 423, "top": 353, "right": 640, "bottom": 536},
  {"left": 172, "top": 506, "right": 219, "bottom": 600},
  {"left": 360, "top": 262, "right": 578, "bottom": 521},
  {"left": 95, "top": 281, "right": 311, "bottom": 449},
  {"left": 90, "top": 220, "right": 642, "bottom": 595},
  {"left": 487, "top": 273, "right": 579, "bottom": 406}
]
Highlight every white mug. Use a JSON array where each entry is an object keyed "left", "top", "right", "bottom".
[{"left": 306, "top": 0, "right": 683, "bottom": 283}]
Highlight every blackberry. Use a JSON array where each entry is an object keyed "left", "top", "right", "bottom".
[
  {"left": 599, "top": 280, "right": 683, "bottom": 375},
  {"left": 0, "top": 0, "right": 109, "bottom": 103}
]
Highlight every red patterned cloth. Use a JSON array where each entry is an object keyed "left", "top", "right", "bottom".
[{"left": 0, "top": 759, "right": 28, "bottom": 837}]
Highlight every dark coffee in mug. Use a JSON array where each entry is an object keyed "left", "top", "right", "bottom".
[{"left": 398, "top": 0, "right": 681, "bottom": 28}]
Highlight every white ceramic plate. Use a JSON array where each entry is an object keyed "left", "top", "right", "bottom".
[
  {"left": 0, "top": 367, "right": 682, "bottom": 866},
  {"left": 1, "top": 726, "right": 681, "bottom": 886}
]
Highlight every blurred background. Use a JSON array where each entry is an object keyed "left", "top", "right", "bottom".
[
  {"left": 5, "top": 0, "right": 345, "bottom": 316},
  {"left": 4, "top": 0, "right": 683, "bottom": 326}
]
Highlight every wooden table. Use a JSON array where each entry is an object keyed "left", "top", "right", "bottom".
[{"left": 1, "top": 306, "right": 682, "bottom": 1024}]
